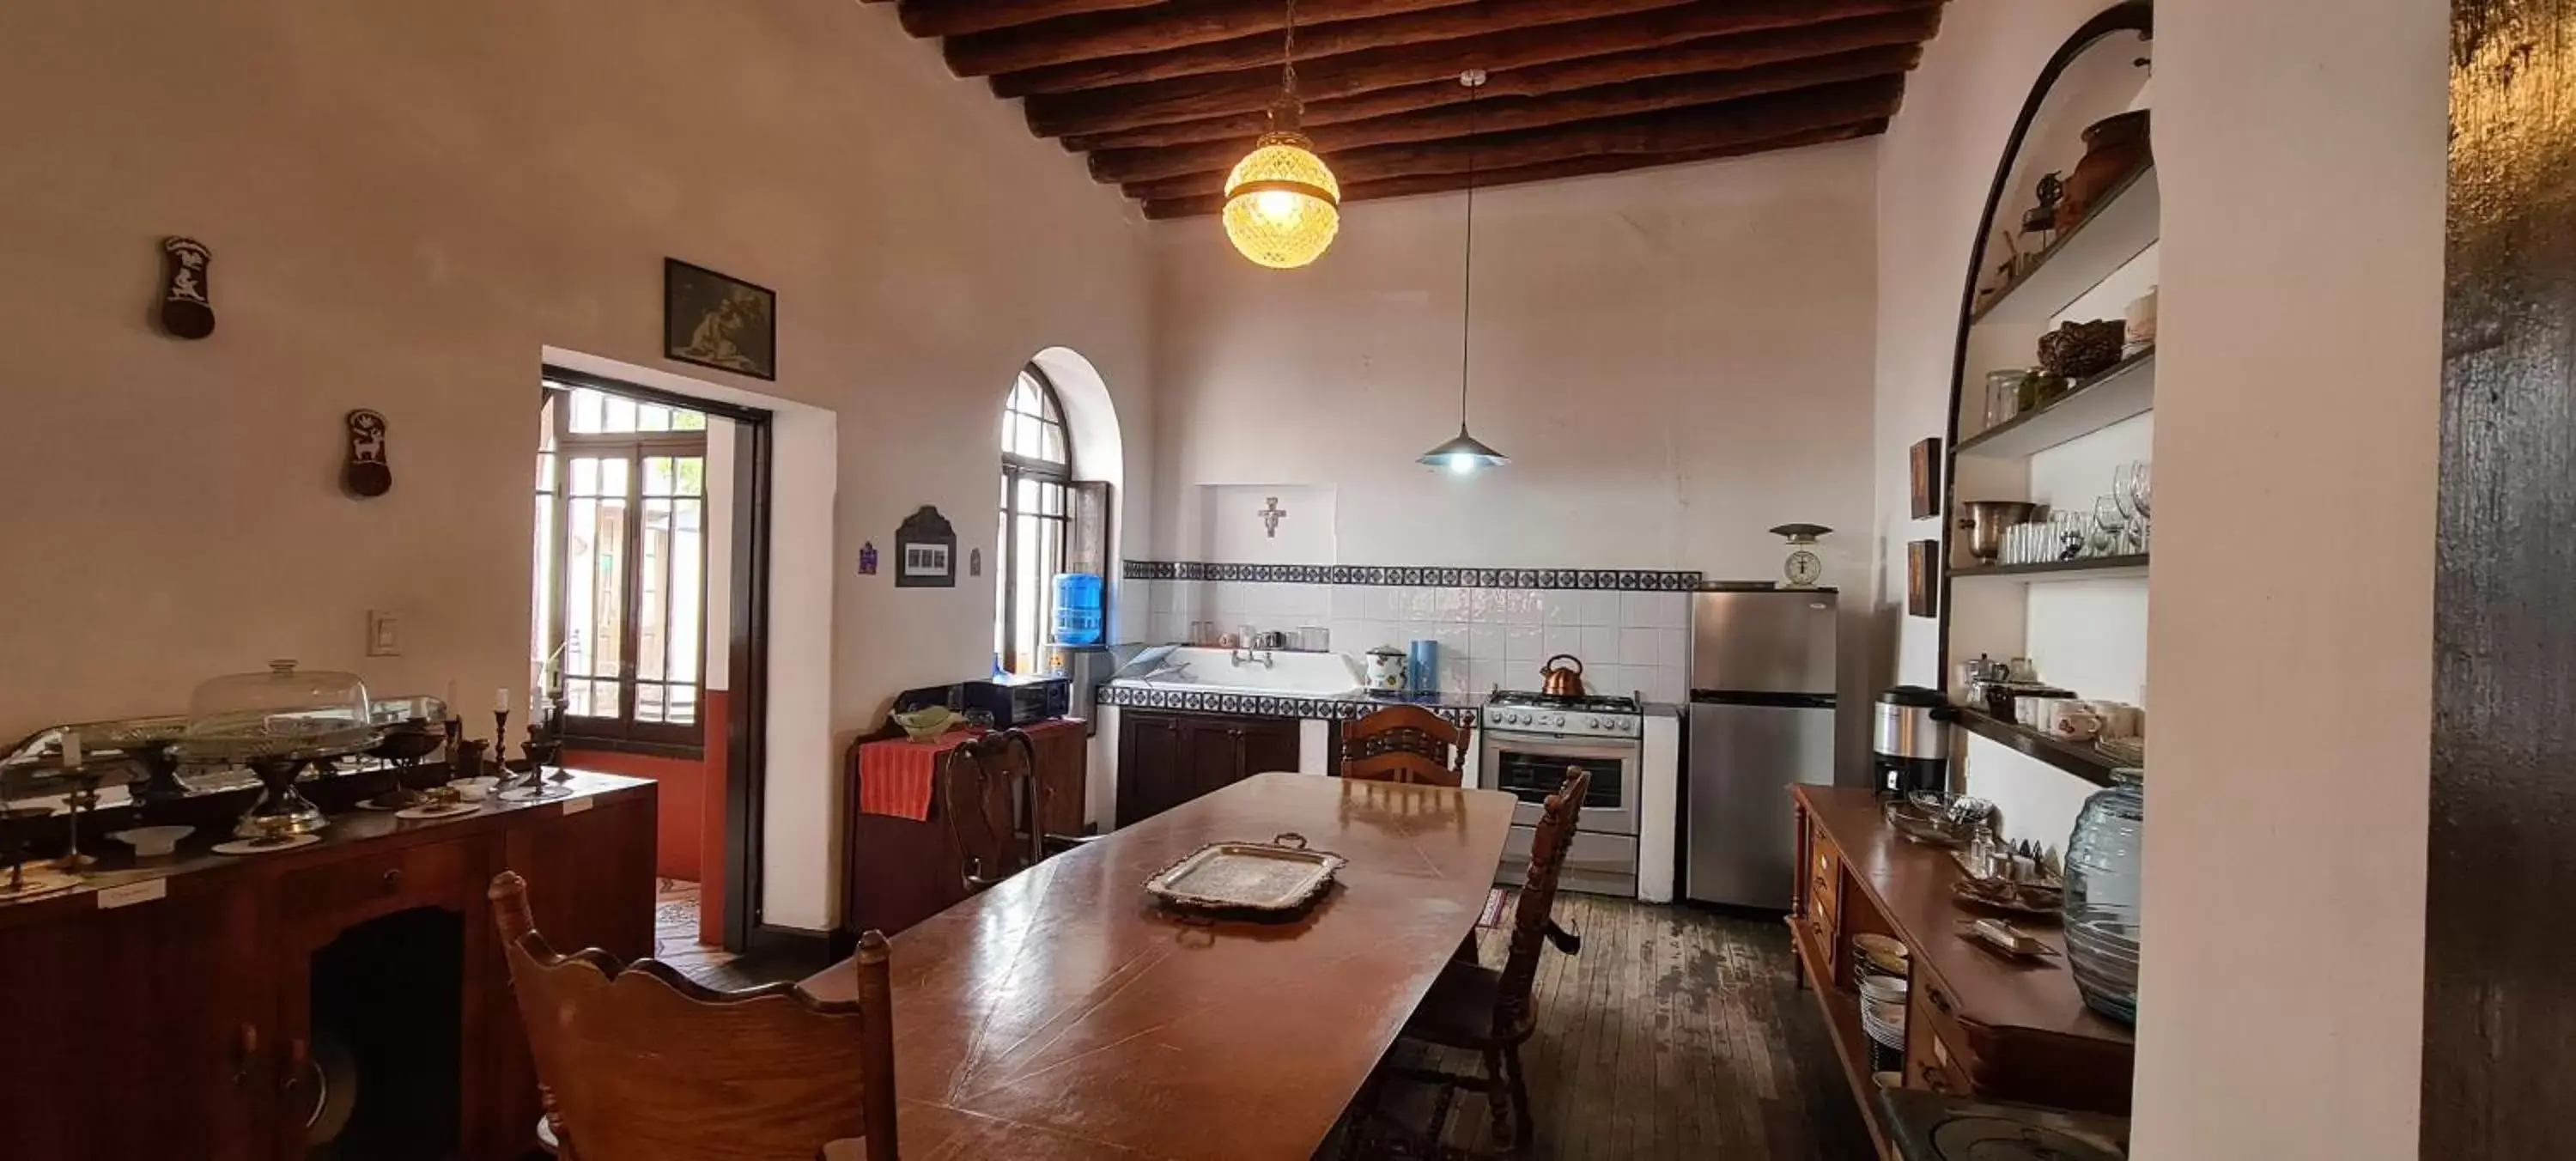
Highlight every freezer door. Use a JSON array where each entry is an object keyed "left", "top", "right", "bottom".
[
  {"left": 1689, "top": 590, "right": 1838, "bottom": 696},
  {"left": 1686, "top": 701, "right": 1838, "bottom": 908}
]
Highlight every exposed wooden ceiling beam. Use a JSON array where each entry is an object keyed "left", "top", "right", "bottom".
[
  {"left": 1086, "top": 45, "right": 1916, "bottom": 185},
  {"left": 1061, "top": 7, "right": 1941, "bottom": 151},
  {"left": 1140, "top": 119, "right": 1887, "bottom": 218},
  {"left": 947, "top": 0, "right": 1475, "bottom": 81},
  {"left": 885, "top": 0, "right": 1164, "bottom": 40},
  {"left": 989, "top": 0, "right": 1689, "bottom": 99},
  {"left": 1120, "top": 75, "right": 1904, "bottom": 201},
  {"left": 1022, "top": 0, "right": 1934, "bottom": 139}
]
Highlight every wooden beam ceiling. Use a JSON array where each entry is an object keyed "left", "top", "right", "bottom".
[
  {"left": 1119, "top": 75, "right": 1906, "bottom": 201},
  {"left": 1139, "top": 119, "right": 1888, "bottom": 219},
  {"left": 862, "top": 0, "right": 1947, "bottom": 215},
  {"left": 1060, "top": 8, "right": 1941, "bottom": 151},
  {"left": 1020, "top": 0, "right": 1935, "bottom": 139},
  {"left": 988, "top": 0, "right": 1691, "bottom": 99}
]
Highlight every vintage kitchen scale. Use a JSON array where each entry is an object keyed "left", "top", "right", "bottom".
[{"left": 1144, "top": 833, "right": 1347, "bottom": 917}]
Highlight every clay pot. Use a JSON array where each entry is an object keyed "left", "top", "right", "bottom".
[{"left": 2061, "top": 110, "right": 2151, "bottom": 226}]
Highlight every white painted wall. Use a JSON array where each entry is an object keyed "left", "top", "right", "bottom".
[
  {"left": 2133, "top": 1, "right": 2444, "bottom": 1156},
  {"left": 0, "top": 0, "right": 1156, "bottom": 932},
  {"left": 1152, "top": 142, "right": 1883, "bottom": 775}
]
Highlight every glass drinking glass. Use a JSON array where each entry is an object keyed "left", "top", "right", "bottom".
[{"left": 2092, "top": 496, "right": 2126, "bottom": 556}]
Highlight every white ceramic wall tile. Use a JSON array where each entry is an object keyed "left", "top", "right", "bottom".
[
  {"left": 1506, "top": 624, "right": 1543, "bottom": 663},
  {"left": 1540, "top": 594, "right": 1577, "bottom": 628},
  {"left": 1544, "top": 626, "right": 1583, "bottom": 660},
  {"left": 1619, "top": 591, "right": 1663, "bottom": 627},
  {"left": 1659, "top": 628, "right": 1691, "bottom": 671},
  {"left": 1643, "top": 666, "right": 1686, "bottom": 702},
  {"left": 1620, "top": 627, "right": 1662, "bottom": 666},
  {"left": 1581, "top": 625, "right": 1623, "bottom": 664},
  {"left": 1579, "top": 591, "right": 1621, "bottom": 627}
]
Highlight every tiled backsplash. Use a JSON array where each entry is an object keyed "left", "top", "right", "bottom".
[{"left": 1143, "top": 580, "right": 1692, "bottom": 702}]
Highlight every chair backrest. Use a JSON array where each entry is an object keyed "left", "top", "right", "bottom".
[
  {"left": 1497, "top": 767, "right": 1591, "bottom": 1035},
  {"left": 1339, "top": 705, "right": 1473, "bottom": 787},
  {"left": 940, "top": 728, "right": 1042, "bottom": 892},
  {"left": 488, "top": 872, "right": 898, "bottom": 1161}
]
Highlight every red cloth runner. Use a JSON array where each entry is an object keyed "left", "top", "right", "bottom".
[{"left": 854, "top": 732, "right": 972, "bottom": 822}]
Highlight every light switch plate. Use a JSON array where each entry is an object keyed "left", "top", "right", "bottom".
[{"left": 366, "top": 609, "right": 400, "bottom": 656}]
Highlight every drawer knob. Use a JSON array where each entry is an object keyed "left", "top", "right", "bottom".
[
  {"left": 381, "top": 867, "right": 405, "bottom": 891},
  {"left": 1928, "top": 987, "right": 1954, "bottom": 1017}
]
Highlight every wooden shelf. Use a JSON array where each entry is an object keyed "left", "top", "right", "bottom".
[
  {"left": 1956, "top": 349, "right": 2155, "bottom": 458},
  {"left": 1971, "top": 165, "right": 2160, "bottom": 325},
  {"left": 1950, "top": 555, "right": 2148, "bottom": 581},
  {"left": 1790, "top": 915, "right": 1893, "bottom": 1159},
  {"left": 1956, "top": 708, "right": 2128, "bottom": 787}
]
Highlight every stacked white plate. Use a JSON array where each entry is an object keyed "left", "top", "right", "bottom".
[{"left": 1861, "top": 997, "right": 1908, "bottom": 1051}]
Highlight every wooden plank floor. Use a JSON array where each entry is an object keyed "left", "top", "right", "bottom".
[
  {"left": 659, "top": 882, "right": 1868, "bottom": 1159},
  {"left": 1343, "top": 893, "right": 1872, "bottom": 1160}
]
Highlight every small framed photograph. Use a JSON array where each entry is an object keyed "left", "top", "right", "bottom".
[
  {"left": 1909, "top": 437, "right": 1943, "bottom": 520},
  {"left": 664, "top": 258, "right": 776, "bottom": 380},
  {"left": 1906, "top": 539, "right": 1940, "bottom": 618}
]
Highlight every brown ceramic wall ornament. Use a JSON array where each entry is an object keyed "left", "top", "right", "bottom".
[
  {"left": 158, "top": 236, "right": 215, "bottom": 339},
  {"left": 343, "top": 410, "right": 391, "bottom": 497}
]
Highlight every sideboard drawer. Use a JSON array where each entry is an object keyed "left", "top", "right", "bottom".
[{"left": 282, "top": 838, "right": 469, "bottom": 926}]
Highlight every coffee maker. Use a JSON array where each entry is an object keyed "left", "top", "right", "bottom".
[{"left": 1872, "top": 685, "right": 1954, "bottom": 798}]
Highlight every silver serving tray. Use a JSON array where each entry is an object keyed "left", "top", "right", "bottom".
[{"left": 1145, "top": 833, "right": 1346, "bottom": 914}]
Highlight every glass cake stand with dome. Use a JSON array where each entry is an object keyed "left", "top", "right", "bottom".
[{"left": 179, "top": 660, "right": 383, "bottom": 848}]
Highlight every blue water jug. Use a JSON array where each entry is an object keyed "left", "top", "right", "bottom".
[{"left": 1052, "top": 573, "right": 1104, "bottom": 646}]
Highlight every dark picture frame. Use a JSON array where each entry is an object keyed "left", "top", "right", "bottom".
[
  {"left": 895, "top": 506, "right": 958, "bottom": 589},
  {"left": 1906, "top": 540, "right": 1939, "bottom": 618},
  {"left": 664, "top": 258, "right": 776, "bottom": 381},
  {"left": 1909, "top": 436, "right": 1944, "bottom": 520}
]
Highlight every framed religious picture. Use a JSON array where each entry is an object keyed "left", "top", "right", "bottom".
[
  {"left": 1906, "top": 539, "right": 1939, "bottom": 618},
  {"left": 895, "top": 507, "right": 957, "bottom": 589},
  {"left": 664, "top": 258, "right": 776, "bottom": 380},
  {"left": 1909, "top": 437, "right": 1943, "bottom": 520}
]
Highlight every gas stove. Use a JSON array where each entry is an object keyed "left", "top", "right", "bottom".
[{"left": 1482, "top": 690, "right": 1643, "bottom": 739}]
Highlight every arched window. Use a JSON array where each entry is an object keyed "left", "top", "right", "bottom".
[{"left": 995, "top": 366, "right": 1072, "bottom": 675}]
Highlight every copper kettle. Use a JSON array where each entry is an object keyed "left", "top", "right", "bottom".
[{"left": 1539, "top": 654, "right": 1586, "bottom": 698}]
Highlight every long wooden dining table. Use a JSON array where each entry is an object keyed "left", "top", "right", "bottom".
[{"left": 799, "top": 771, "right": 1518, "bottom": 1159}]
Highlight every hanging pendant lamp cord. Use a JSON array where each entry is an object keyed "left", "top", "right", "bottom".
[
  {"left": 1458, "top": 75, "right": 1480, "bottom": 430},
  {"left": 1279, "top": 0, "right": 1301, "bottom": 122}
]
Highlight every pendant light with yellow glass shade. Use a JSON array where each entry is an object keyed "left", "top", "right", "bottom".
[{"left": 1223, "top": 0, "right": 1340, "bottom": 269}]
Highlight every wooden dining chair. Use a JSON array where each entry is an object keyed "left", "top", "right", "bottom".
[
  {"left": 488, "top": 871, "right": 900, "bottom": 1161},
  {"left": 939, "top": 728, "right": 1045, "bottom": 894},
  {"left": 1338, "top": 704, "right": 1473, "bottom": 787},
  {"left": 1342, "top": 766, "right": 1591, "bottom": 1156}
]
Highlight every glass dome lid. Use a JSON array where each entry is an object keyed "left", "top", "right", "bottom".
[{"left": 179, "top": 660, "right": 380, "bottom": 763}]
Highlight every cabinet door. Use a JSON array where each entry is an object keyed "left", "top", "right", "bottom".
[
  {"left": 1236, "top": 716, "right": 1302, "bottom": 778},
  {"left": 1181, "top": 715, "right": 1301, "bottom": 799},
  {"left": 1116, "top": 711, "right": 1188, "bottom": 826},
  {"left": 0, "top": 880, "right": 272, "bottom": 1161}
]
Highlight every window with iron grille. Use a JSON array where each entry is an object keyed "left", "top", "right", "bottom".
[
  {"left": 534, "top": 382, "right": 708, "bottom": 752},
  {"left": 996, "top": 367, "right": 1070, "bottom": 677}
]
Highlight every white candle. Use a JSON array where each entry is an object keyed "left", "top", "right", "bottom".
[
  {"left": 495, "top": 687, "right": 510, "bottom": 714},
  {"left": 60, "top": 730, "right": 80, "bottom": 770}
]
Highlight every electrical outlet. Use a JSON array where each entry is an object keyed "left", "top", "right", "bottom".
[{"left": 366, "top": 610, "right": 400, "bottom": 656}]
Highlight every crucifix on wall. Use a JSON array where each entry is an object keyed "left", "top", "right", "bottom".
[{"left": 1259, "top": 496, "right": 1288, "bottom": 538}]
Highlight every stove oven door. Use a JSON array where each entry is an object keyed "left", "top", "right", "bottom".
[{"left": 1481, "top": 733, "right": 1636, "bottom": 836}]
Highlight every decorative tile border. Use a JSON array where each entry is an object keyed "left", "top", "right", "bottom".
[
  {"left": 1097, "top": 682, "right": 1480, "bottom": 726},
  {"left": 1122, "top": 560, "right": 1702, "bottom": 591}
]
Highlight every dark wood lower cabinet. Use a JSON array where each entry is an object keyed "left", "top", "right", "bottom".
[
  {"left": 0, "top": 774, "right": 656, "bottom": 1161},
  {"left": 1116, "top": 711, "right": 1302, "bottom": 826}
]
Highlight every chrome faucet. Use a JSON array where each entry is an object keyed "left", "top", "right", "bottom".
[{"left": 1229, "top": 648, "right": 1276, "bottom": 669}]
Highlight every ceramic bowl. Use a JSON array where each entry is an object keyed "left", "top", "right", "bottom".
[
  {"left": 893, "top": 706, "right": 958, "bottom": 743},
  {"left": 108, "top": 824, "right": 194, "bottom": 859},
  {"left": 453, "top": 777, "right": 499, "bottom": 803}
]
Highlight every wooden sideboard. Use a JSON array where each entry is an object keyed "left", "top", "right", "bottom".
[
  {"left": 0, "top": 772, "right": 657, "bottom": 1160},
  {"left": 841, "top": 719, "right": 1089, "bottom": 941},
  {"left": 1791, "top": 785, "right": 2132, "bottom": 1158}
]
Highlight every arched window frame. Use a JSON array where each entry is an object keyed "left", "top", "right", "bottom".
[{"left": 996, "top": 366, "right": 1073, "bottom": 676}]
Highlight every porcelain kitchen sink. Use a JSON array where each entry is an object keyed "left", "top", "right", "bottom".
[{"left": 1109, "top": 646, "right": 1365, "bottom": 699}]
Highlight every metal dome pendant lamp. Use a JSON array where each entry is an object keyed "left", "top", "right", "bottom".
[
  {"left": 1419, "top": 70, "right": 1509, "bottom": 476},
  {"left": 1223, "top": 0, "right": 1340, "bottom": 269}
]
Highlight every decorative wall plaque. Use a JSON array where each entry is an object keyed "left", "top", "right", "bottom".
[
  {"left": 343, "top": 410, "right": 391, "bottom": 498},
  {"left": 894, "top": 507, "right": 957, "bottom": 589},
  {"left": 159, "top": 236, "right": 214, "bottom": 339},
  {"left": 858, "top": 542, "right": 879, "bottom": 576}
]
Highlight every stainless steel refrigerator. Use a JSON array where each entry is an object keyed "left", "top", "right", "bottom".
[{"left": 1686, "top": 587, "right": 1839, "bottom": 909}]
